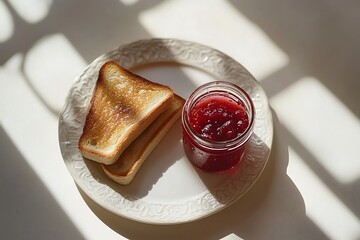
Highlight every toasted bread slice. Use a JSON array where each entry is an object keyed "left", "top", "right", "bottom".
[
  {"left": 78, "top": 61, "right": 174, "bottom": 164},
  {"left": 102, "top": 95, "right": 185, "bottom": 185}
]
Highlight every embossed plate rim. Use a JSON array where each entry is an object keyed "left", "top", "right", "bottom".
[{"left": 58, "top": 38, "right": 273, "bottom": 224}]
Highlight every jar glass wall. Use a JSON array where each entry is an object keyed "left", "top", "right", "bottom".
[{"left": 182, "top": 81, "right": 255, "bottom": 173}]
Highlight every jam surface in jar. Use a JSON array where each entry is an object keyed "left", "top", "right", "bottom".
[
  {"left": 182, "top": 81, "right": 254, "bottom": 173},
  {"left": 189, "top": 95, "right": 249, "bottom": 142}
]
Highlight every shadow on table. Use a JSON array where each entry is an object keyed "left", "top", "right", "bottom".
[
  {"left": 228, "top": 0, "right": 360, "bottom": 119},
  {"left": 0, "top": 0, "right": 167, "bottom": 65},
  {"left": 78, "top": 110, "right": 328, "bottom": 239},
  {"left": 229, "top": 0, "right": 360, "bottom": 224},
  {"left": 0, "top": 0, "right": 168, "bottom": 115},
  {"left": 0, "top": 126, "right": 84, "bottom": 240},
  {"left": 194, "top": 131, "right": 272, "bottom": 206}
]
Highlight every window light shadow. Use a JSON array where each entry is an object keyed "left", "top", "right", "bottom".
[
  {"left": 0, "top": 0, "right": 167, "bottom": 115},
  {"left": 0, "top": 125, "right": 84, "bottom": 240},
  {"left": 229, "top": 0, "right": 360, "bottom": 118},
  {"left": 229, "top": 0, "right": 360, "bottom": 238}
]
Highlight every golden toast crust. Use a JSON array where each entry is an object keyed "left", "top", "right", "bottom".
[{"left": 78, "top": 61, "right": 174, "bottom": 164}]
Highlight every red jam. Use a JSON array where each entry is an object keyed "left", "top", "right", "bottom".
[
  {"left": 189, "top": 95, "right": 249, "bottom": 142},
  {"left": 182, "top": 81, "right": 254, "bottom": 173}
]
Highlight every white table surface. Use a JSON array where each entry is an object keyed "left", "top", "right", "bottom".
[{"left": 1, "top": 0, "right": 359, "bottom": 239}]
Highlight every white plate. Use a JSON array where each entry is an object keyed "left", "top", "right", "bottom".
[{"left": 58, "top": 38, "right": 273, "bottom": 224}]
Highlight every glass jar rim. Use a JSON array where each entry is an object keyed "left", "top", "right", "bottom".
[{"left": 182, "top": 81, "right": 255, "bottom": 150}]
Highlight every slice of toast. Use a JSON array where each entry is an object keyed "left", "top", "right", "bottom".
[
  {"left": 102, "top": 95, "right": 185, "bottom": 185},
  {"left": 78, "top": 61, "right": 174, "bottom": 164}
]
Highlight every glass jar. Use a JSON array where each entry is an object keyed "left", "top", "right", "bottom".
[{"left": 182, "top": 81, "right": 255, "bottom": 173}]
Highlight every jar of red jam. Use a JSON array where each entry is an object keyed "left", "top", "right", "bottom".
[{"left": 182, "top": 81, "right": 255, "bottom": 173}]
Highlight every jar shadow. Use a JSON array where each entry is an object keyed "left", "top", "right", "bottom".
[{"left": 193, "top": 132, "right": 271, "bottom": 205}]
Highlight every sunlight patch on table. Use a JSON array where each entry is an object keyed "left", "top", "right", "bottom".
[
  {"left": 271, "top": 76, "right": 360, "bottom": 183},
  {"left": 138, "top": 0, "right": 288, "bottom": 81},
  {"left": 7, "top": 0, "right": 52, "bottom": 23},
  {"left": 23, "top": 33, "right": 87, "bottom": 113},
  {"left": 287, "top": 147, "right": 360, "bottom": 240},
  {"left": 0, "top": 53, "right": 98, "bottom": 240},
  {"left": 0, "top": 1, "right": 13, "bottom": 43},
  {"left": 118, "top": 0, "right": 139, "bottom": 6},
  {"left": 220, "top": 233, "right": 244, "bottom": 240}
]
